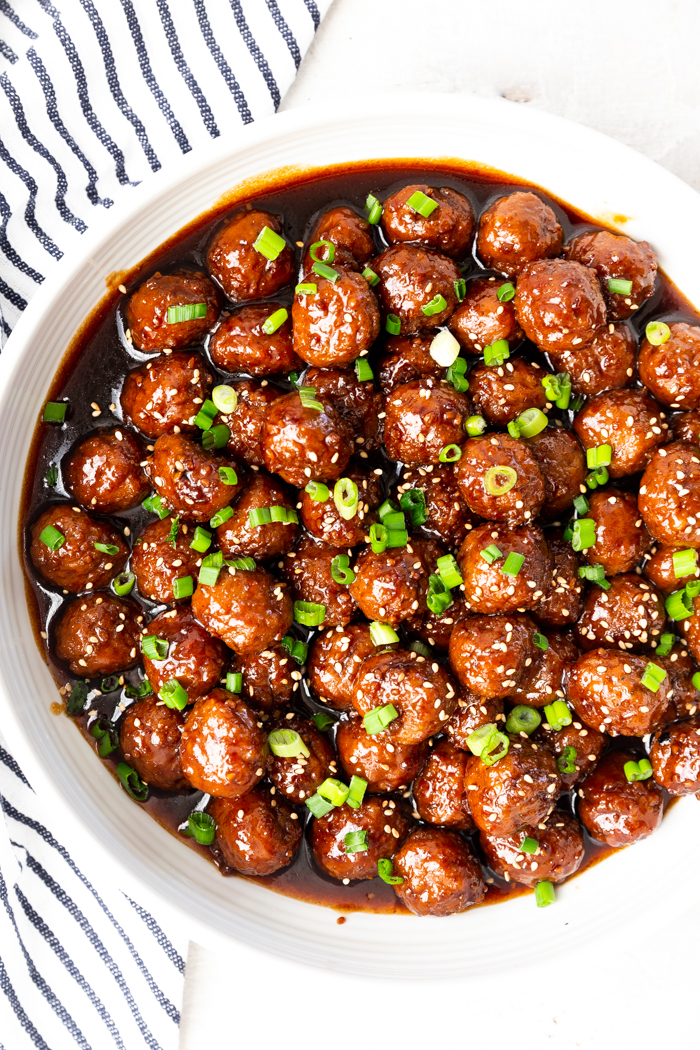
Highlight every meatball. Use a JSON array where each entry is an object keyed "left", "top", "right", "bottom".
[
  {"left": 292, "top": 268, "right": 380, "bottom": 367},
  {"left": 457, "top": 522, "right": 552, "bottom": 615},
  {"left": 282, "top": 535, "right": 356, "bottom": 627},
  {"left": 380, "top": 184, "right": 475, "bottom": 258},
  {"left": 120, "top": 351, "right": 214, "bottom": 440},
  {"left": 575, "top": 574, "right": 665, "bottom": 653},
  {"left": 131, "top": 516, "right": 202, "bottom": 604},
  {"left": 383, "top": 378, "right": 470, "bottom": 467},
  {"left": 336, "top": 717, "right": 428, "bottom": 793},
  {"left": 207, "top": 210, "right": 295, "bottom": 302},
  {"left": 192, "top": 565, "right": 292, "bottom": 655},
  {"left": 535, "top": 719, "right": 606, "bottom": 790},
  {"left": 656, "top": 642, "right": 700, "bottom": 722},
  {"left": 464, "top": 737, "right": 561, "bottom": 836},
  {"left": 208, "top": 789, "right": 301, "bottom": 875},
  {"left": 305, "top": 205, "right": 374, "bottom": 268},
  {"left": 145, "top": 433, "right": 243, "bottom": 523},
  {"left": 650, "top": 716, "right": 700, "bottom": 795},
  {"left": 352, "top": 648, "right": 458, "bottom": 746},
  {"left": 577, "top": 749, "right": 663, "bottom": 847},
  {"left": 565, "top": 229, "right": 657, "bottom": 320},
  {"left": 118, "top": 697, "right": 189, "bottom": 791},
  {"left": 548, "top": 322, "right": 637, "bottom": 397},
  {"left": 445, "top": 694, "right": 505, "bottom": 749},
  {"left": 179, "top": 688, "right": 267, "bottom": 797},
  {"left": 524, "top": 427, "right": 587, "bottom": 519},
  {"left": 508, "top": 629, "right": 579, "bottom": 707},
  {"left": 532, "top": 535, "right": 584, "bottom": 627},
  {"left": 261, "top": 390, "right": 353, "bottom": 487},
  {"left": 514, "top": 259, "right": 606, "bottom": 352},
  {"left": 267, "top": 714, "right": 335, "bottom": 803},
  {"left": 349, "top": 542, "right": 431, "bottom": 626},
  {"left": 216, "top": 379, "right": 279, "bottom": 468},
  {"left": 397, "top": 463, "right": 476, "bottom": 549},
  {"left": 54, "top": 593, "right": 141, "bottom": 676},
  {"left": 476, "top": 191, "right": 563, "bottom": 277},
  {"left": 375, "top": 333, "right": 444, "bottom": 393},
  {"left": 233, "top": 644, "right": 296, "bottom": 713},
  {"left": 209, "top": 304, "right": 301, "bottom": 376},
  {"left": 65, "top": 429, "right": 150, "bottom": 513},
  {"left": 639, "top": 321, "right": 700, "bottom": 410},
  {"left": 216, "top": 473, "right": 298, "bottom": 560},
  {"left": 468, "top": 357, "right": 547, "bottom": 426},
  {"left": 307, "top": 623, "right": 377, "bottom": 712},
  {"left": 371, "top": 245, "right": 460, "bottom": 334},
  {"left": 454, "top": 433, "right": 545, "bottom": 525},
  {"left": 125, "top": 269, "right": 219, "bottom": 353},
  {"left": 585, "top": 488, "right": 652, "bottom": 575},
  {"left": 392, "top": 828, "right": 485, "bottom": 916},
  {"left": 671, "top": 410, "right": 700, "bottom": 444},
  {"left": 448, "top": 276, "right": 523, "bottom": 353},
  {"left": 300, "top": 466, "right": 381, "bottom": 549},
  {"left": 573, "top": 389, "right": 666, "bottom": 478},
  {"left": 448, "top": 613, "right": 536, "bottom": 699},
  {"left": 29, "top": 505, "right": 128, "bottom": 593},
  {"left": 639, "top": 442, "right": 700, "bottom": 547},
  {"left": 480, "top": 811, "right": 584, "bottom": 887},
  {"left": 644, "top": 544, "right": 699, "bottom": 594},
  {"left": 412, "top": 740, "right": 474, "bottom": 829},
  {"left": 310, "top": 796, "right": 413, "bottom": 882},
  {"left": 304, "top": 366, "right": 383, "bottom": 454},
  {"left": 142, "top": 606, "right": 227, "bottom": 703},
  {"left": 567, "top": 649, "right": 671, "bottom": 736}
]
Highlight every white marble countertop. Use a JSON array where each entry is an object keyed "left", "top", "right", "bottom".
[{"left": 181, "top": 2, "right": 700, "bottom": 1045}]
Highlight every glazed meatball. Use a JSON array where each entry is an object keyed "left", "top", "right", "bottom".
[
  {"left": 307, "top": 623, "right": 377, "bottom": 712},
  {"left": 565, "top": 229, "right": 657, "bottom": 320},
  {"left": 192, "top": 565, "right": 292, "bottom": 655},
  {"left": 352, "top": 648, "right": 458, "bottom": 746},
  {"left": 532, "top": 535, "right": 584, "bottom": 627},
  {"left": 142, "top": 606, "right": 227, "bottom": 703},
  {"left": 209, "top": 304, "right": 301, "bottom": 376},
  {"left": 380, "top": 184, "right": 475, "bottom": 258},
  {"left": 267, "top": 714, "right": 335, "bottom": 803},
  {"left": 371, "top": 245, "right": 460, "bottom": 334},
  {"left": 375, "top": 333, "right": 444, "bottom": 393},
  {"left": 508, "top": 629, "right": 579, "bottom": 707},
  {"left": 207, "top": 210, "right": 295, "bottom": 302},
  {"left": 573, "top": 389, "right": 666, "bottom": 478},
  {"left": 575, "top": 574, "right": 665, "bottom": 653},
  {"left": 232, "top": 644, "right": 296, "bottom": 713},
  {"left": 120, "top": 351, "right": 214, "bottom": 440},
  {"left": 457, "top": 522, "right": 552, "bottom": 614},
  {"left": 310, "top": 796, "right": 413, "bottom": 882},
  {"left": 448, "top": 277, "right": 523, "bottom": 353},
  {"left": 65, "top": 429, "right": 150, "bottom": 513},
  {"left": 477, "top": 191, "right": 563, "bottom": 277},
  {"left": 671, "top": 410, "right": 700, "bottom": 444},
  {"left": 445, "top": 694, "right": 505, "bottom": 750},
  {"left": 336, "top": 717, "right": 429, "bottom": 794},
  {"left": 515, "top": 259, "right": 606, "bottom": 352},
  {"left": 548, "top": 322, "right": 637, "bottom": 397},
  {"left": 216, "top": 380, "right": 279, "bottom": 468},
  {"left": 29, "top": 505, "right": 128, "bottom": 593},
  {"left": 535, "top": 719, "right": 606, "bottom": 790},
  {"left": 179, "top": 688, "right": 267, "bottom": 797},
  {"left": 208, "top": 789, "right": 301, "bottom": 875},
  {"left": 305, "top": 205, "right": 374, "bottom": 268},
  {"left": 304, "top": 366, "right": 384, "bottom": 454},
  {"left": 125, "top": 270, "right": 219, "bottom": 353},
  {"left": 131, "top": 516, "right": 202, "bottom": 604},
  {"left": 639, "top": 321, "right": 700, "bottom": 410},
  {"left": 650, "top": 716, "right": 700, "bottom": 795},
  {"left": 349, "top": 542, "right": 432, "bottom": 626},
  {"left": 397, "top": 463, "right": 476, "bottom": 549},
  {"left": 468, "top": 357, "right": 547, "bottom": 426},
  {"left": 292, "top": 268, "right": 380, "bottom": 367},
  {"left": 54, "top": 593, "right": 141, "bottom": 676},
  {"left": 392, "top": 828, "right": 485, "bottom": 916},
  {"left": 464, "top": 737, "right": 561, "bottom": 836},
  {"left": 412, "top": 740, "right": 474, "bottom": 829},
  {"left": 448, "top": 613, "right": 536, "bottom": 699},
  {"left": 639, "top": 442, "right": 700, "bottom": 547},
  {"left": 145, "top": 433, "right": 243, "bottom": 523},
  {"left": 585, "top": 488, "right": 652, "bottom": 575},
  {"left": 655, "top": 642, "right": 700, "bottom": 722},
  {"left": 300, "top": 466, "right": 381, "bottom": 548},
  {"left": 282, "top": 535, "right": 356, "bottom": 627},
  {"left": 577, "top": 749, "right": 663, "bottom": 847},
  {"left": 261, "top": 390, "right": 353, "bottom": 487},
  {"left": 567, "top": 649, "right": 671, "bottom": 736},
  {"left": 118, "top": 697, "right": 189, "bottom": 791},
  {"left": 454, "top": 434, "right": 545, "bottom": 525},
  {"left": 644, "top": 544, "right": 699, "bottom": 594},
  {"left": 480, "top": 810, "right": 584, "bottom": 887},
  {"left": 524, "top": 427, "right": 587, "bottom": 518},
  {"left": 216, "top": 473, "right": 298, "bottom": 560},
  {"left": 383, "top": 378, "right": 471, "bottom": 467}
]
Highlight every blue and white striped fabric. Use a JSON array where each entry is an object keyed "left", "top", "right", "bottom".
[{"left": 0, "top": 2, "right": 331, "bottom": 1046}]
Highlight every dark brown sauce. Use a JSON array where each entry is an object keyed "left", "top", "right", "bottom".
[{"left": 20, "top": 159, "right": 694, "bottom": 914}]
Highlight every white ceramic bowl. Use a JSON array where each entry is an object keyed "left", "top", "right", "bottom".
[{"left": 2, "top": 94, "right": 699, "bottom": 978}]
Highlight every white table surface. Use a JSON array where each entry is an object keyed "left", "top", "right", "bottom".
[{"left": 180, "top": 2, "right": 700, "bottom": 1045}]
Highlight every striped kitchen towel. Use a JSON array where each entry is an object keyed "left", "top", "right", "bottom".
[{"left": 0, "top": 1, "right": 331, "bottom": 1047}]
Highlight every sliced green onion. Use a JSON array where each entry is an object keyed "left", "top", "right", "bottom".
[
  {"left": 268, "top": 729, "right": 310, "bottom": 759},
  {"left": 210, "top": 386, "right": 237, "bottom": 417},
  {"left": 645, "top": 321, "right": 671, "bottom": 346},
  {"left": 312, "top": 260, "right": 339, "bottom": 283},
  {"left": 385, "top": 528, "right": 408, "bottom": 548},
  {"left": 361, "top": 267, "right": 380, "bottom": 288},
  {"left": 429, "top": 327, "right": 461, "bottom": 366},
  {"left": 439, "top": 443, "right": 462, "bottom": 464},
  {"left": 309, "top": 239, "right": 336, "bottom": 263},
  {"left": 194, "top": 398, "right": 217, "bottom": 430},
  {"left": 141, "top": 635, "right": 168, "bottom": 661},
  {"left": 142, "top": 493, "right": 169, "bottom": 519},
  {"left": 570, "top": 394, "right": 585, "bottom": 412},
  {"left": 355, "top": 357, "right": 374, "bottom": 381},
  {"left": 334, "top": 477, "right": 359, "bottom": 520},
  {"left": 249, "top": 507, "right": 271, "bottom": 526},
  {"left": 437, "top": 554, "right": 463, "bottom": 589},
  {"left": 465, "top": 415, "right": 487, "bottom": 437},
  {"left": 608, "top": 278, "right": 633, "bottom": 295},
  {"left": 369, "top": 621, "right": 400, "bottom": 646},
  {"left": 409, "top": 639, "right": 432, "bottom": 657},
  {"left": 218, "top": 466, "right": 238, "bottom": 486},
  {"left": 400, "top": 488, "right": 427, "bottom": 526},
  {"left": 344, "top": 829, "right": 369, "bottom": 854},
  {"left": 227, "top": 557, "right": 255, "bottom": 571},
  {"left": 586, "top": 445, "right": 612, "bottom": 469},
  {"left": 573, "top": 494, "right": 590, "bottom": 515},
  {"left": 226, "top": 672, "right": 242, "bottom": 693},
  {"left": 515, "top": 408, "right": 548, "bottom": 439},
  {"left": 306, "top": 793, "right": 335, "bottom": 817},
  {"left": 386, "top": 314, "right": 401, "bottom": 335},
  {"left": 202, "top": 424, "right": 230, "bottom": 451},
  {"left": 520, "top": 836, "right": 539, "bottom": 854},
  {"left": 578, "top": 564, "right": 610, "bottom": 590},
  {"left": 535, "top": 881, "right": 555, "bottom": 908},
  {"left": 189, "top": 526, "right": 212, "bottom": 553},
  {"left": 557, "top": 745, "right": 577, "bottom": 775},
  {"left": 280, "top": 635, "right": 308, "bottom": 664},
  {"left": 182, "top": 811, "right": 216, "bottom": 845},
  {"left": 363, "top": 703, "right": 399, "bottom": 735},
  {"left": 317, "top": 777, "right": 350, "bottom": 806},
  {"left": 585, "top": 465, "right": 609, "bottom": 490},
  {"left": 541, "top": 372, "right": 572, "bottom": 410},
  {"left": 116, "top": 762, "right": 149, "bottom": 801},
  {"left": 406, "top": 189, "right": 438, "bottom": 217},
  {"left": 505, "top": 706, "right": 542, "bottom": 736},
  {"left": 305, "top": 480, "right": 329, "bottom": 502},
  {"left": 198, "top": 552, "right": 222, "bottom": 586},
  {"left": 299, "top": 386, "right": 324, "bottom": 411},
  {"left": 166, "top": 302, "right": 206, "bottom": 324},
  {"left": 454, "top": 278, "right": 466, "bottom": 302},
  {"left": 43, "top": 401, "right": 68, "bottom": 423},
  {"left": 294, "top": 600, "right": 326, "bottom": 626},
  {"left": 686, "top": 579, "right": 700, "bottom": 599},
  {"left": 480, "top": 544, "right": 503, "bottom": 564},
  {"left": 66, "top": 680, "right": 89, "bottom": 715},
  {"left": 331, "top": 554, "right": 356, "bottom": 586},
  {"left": 113, "top": 571, "right": 135, "bottom": 596},
  {"left": 295, "top": 281, "right": 317, "bottom": 295},
  {"left": 45, "top": 465, "right": 58, "bottom": 487},
  {"left": 422, "top": 294, "right": 447, "bottom": 317},
  {"left": 533, "top": 632, "right": 549, "bottom": 650},
  {"left": 501, "top": 552, "right": 525, "bottom": 577},
  {"left": 465, "top": 723, "right": 509, "bottom": 766},
  {"left": 370, "top": 522, "right": 388, "bottom": 553},
  {"left": 673, "top": 549, "right": 698, "bottom": 579},
  {"left": 124, "top": 679, "right": 154, "bottom": 700},
  {"left": 262, "top": 307, "right": 289, "bottom": 335},
  {"left": 445, "top": 356, "right": 469, "bottom": 392},
  {"left": 655, "top": 633, "right": 675, "bottom": 657},
  {"left": 172, "top": 576, "right": 194, "bottom": 600},
  {"left": 269, "top": 505, "right": 297, "bottom": 524},
  {"left": 365, "top": 193, "right": 382, "bottom": 224},
  {"left": 483, "top": 465, "right": 517, "bottom": 495},
  {"left": 427, "top": 574, "right": 453, "bottom": 617},
  {"left": 544, "top": 700, "right": 573, "bottom": 731},
  {"left": 166, "top": 516, "right": 180, "bottom": 545},
  {"left": 483, "top": 339, "right": 510, "bottom": 367},
  {"left": 210, "top": 506, "right": 233, "bottom": 528},
  {"left": 571, "top": 519, "right": 596, "bottom": 552},
  {"left": 378, "top": 499, "right": 400, "bottom": 522},
  {"left": 624, "top": 758, "right": 653, "bottom": 782},
  {"left": 346, "top": 775, "right": 368, "bottom": 809},
  {"left": 641, "top": 661, "right": 667, "bottom": 692},
  {"left": 497, "top": 282, "right": 515, "bottom": 303},
  {"left": 40, "top": 525, "right": 65, "bottom": 551},
  {"left": 90, "top": 717, "right": 118, "bottom": 758},
  {"left": 160, "top": 678, "right": 188, "bottom": 710},
  {"left": 253, "top": 225, "right": 286, "bottom": 261},
  {"left": 377, "top": 858, "right": 404, "bottom": 885},
  {"left": 313, "top": 711, "right": 336, "bottom": 731}
]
